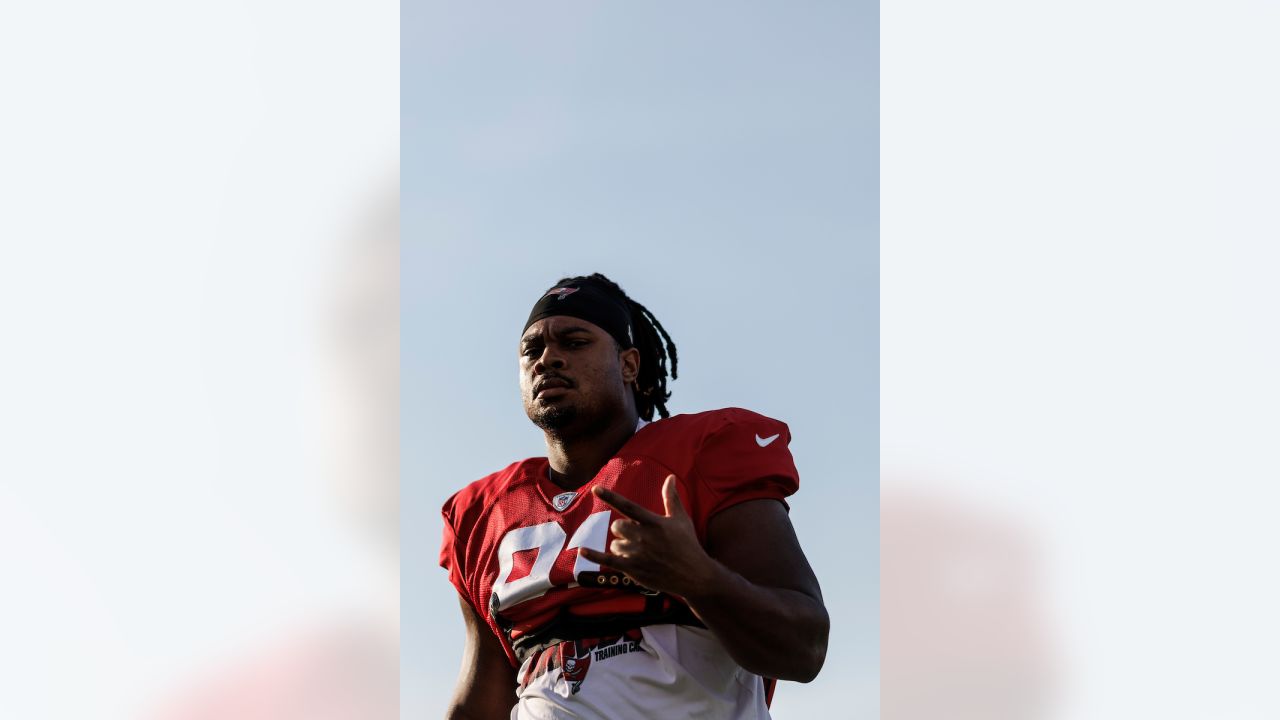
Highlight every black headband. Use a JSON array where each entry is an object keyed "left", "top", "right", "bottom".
[{"left": 523, "top": 280, "right": 634, "bottom": 348}]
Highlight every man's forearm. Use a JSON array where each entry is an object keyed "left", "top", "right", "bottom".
[{"left": 683, "top": 559, "right": 830, "bottom": 682}]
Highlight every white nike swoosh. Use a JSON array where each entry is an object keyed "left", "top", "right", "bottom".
[{"left": 755, "top": 433, "right": 780, "bottom": 447}]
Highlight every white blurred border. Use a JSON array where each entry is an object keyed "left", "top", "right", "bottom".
[
  {"left": 884, "top": 1, "right": 1280, "bottom": 718},
  {"left": 0, "top": 2, "right": 397, "bottom": 718}
]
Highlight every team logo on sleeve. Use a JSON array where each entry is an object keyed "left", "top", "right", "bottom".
[{"left": 755, "top": 432, "right": 780, "bottom": 447}]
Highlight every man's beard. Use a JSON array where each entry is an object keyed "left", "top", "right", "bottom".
[{"left": 531, "top": 403, "right": 577, "bottom": 432}]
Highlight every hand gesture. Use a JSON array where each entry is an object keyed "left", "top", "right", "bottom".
[{"left": 578, "top": 474, "right": 714, "bottom": 599}]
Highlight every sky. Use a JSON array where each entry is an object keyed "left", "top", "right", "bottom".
[{"left": 402, "top": 2, "right": 879, "bottom": 717}]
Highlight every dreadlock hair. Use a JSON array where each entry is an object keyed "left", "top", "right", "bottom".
[{"left": 551, "top": 273, "right": 679, "bottom": 421}]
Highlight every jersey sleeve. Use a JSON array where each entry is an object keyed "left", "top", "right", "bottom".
[
  {"left": 688, "top": 410, "right": 800, "bottom": 534},
  {"left": 439, "top": 496, "right": 474, "bottom": 611}
]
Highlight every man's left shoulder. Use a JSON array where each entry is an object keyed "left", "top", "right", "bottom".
[
  {"left": 650, "top": 408, "right": 800, "bottom": 525},
  {"left": 633, "top": 408, "right": 792, "bottom": 468},
  {"left": 658, "top": 407, "right": 789, "bottom": 439}
]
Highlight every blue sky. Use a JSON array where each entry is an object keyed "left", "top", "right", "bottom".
[{"left": 403, "top": 3, "right": 878, "bottom": 716}]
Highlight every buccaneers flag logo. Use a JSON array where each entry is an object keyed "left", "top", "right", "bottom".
[{"left": 559, "top": 640, "right": 593, "bottom": 694}]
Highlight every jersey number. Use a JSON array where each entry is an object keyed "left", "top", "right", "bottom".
[{"left": 490, "top": 510, "right": 611, "bottom": 613}]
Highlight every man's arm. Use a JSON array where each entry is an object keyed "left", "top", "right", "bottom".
[
  {"left": 446, "top": 595, "right": 518, "bottom": 720},
  {"left": 692, "top": 495, "right": 829, "bottom": 681},
  {"left": 579, "top": 476, "right": 830, "bottom": 682}
]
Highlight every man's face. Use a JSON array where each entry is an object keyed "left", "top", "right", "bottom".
[{"left": 519, "top": 316, "right": 639, "bottom": 434}]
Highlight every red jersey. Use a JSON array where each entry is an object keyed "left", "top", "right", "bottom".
[{"left": 439, "top": 407, "right": 800, "bottom": 669}]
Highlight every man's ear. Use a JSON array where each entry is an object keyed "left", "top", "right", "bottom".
[{"left": 619, "top": 347, "right": 641, "bottom": 384}]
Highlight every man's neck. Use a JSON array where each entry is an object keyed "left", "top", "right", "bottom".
[{"left": 546, "top": 411, "right": 642, "bottom": 491}]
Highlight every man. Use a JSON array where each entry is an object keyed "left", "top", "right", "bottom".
[{"left": 441, "top": 274, "right": 829, "bottom": 719}]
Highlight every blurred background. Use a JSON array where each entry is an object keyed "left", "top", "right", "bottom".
[
  {"left": 403, "top": 2, "right": 879, "bottom": 718},
  {"left": 0, "top": 0, "right": 397, "bottom": 717},
  {"left": 883, "top": 0, "right": 1280, "bottom": 718}
]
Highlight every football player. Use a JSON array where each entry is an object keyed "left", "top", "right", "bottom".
[{"left": 441, "top": 274, "right": 829, "bottom": 718}]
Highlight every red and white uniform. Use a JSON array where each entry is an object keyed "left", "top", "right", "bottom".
[{"left": 440, "top": 408, "right": 799, "bottom": 719}]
